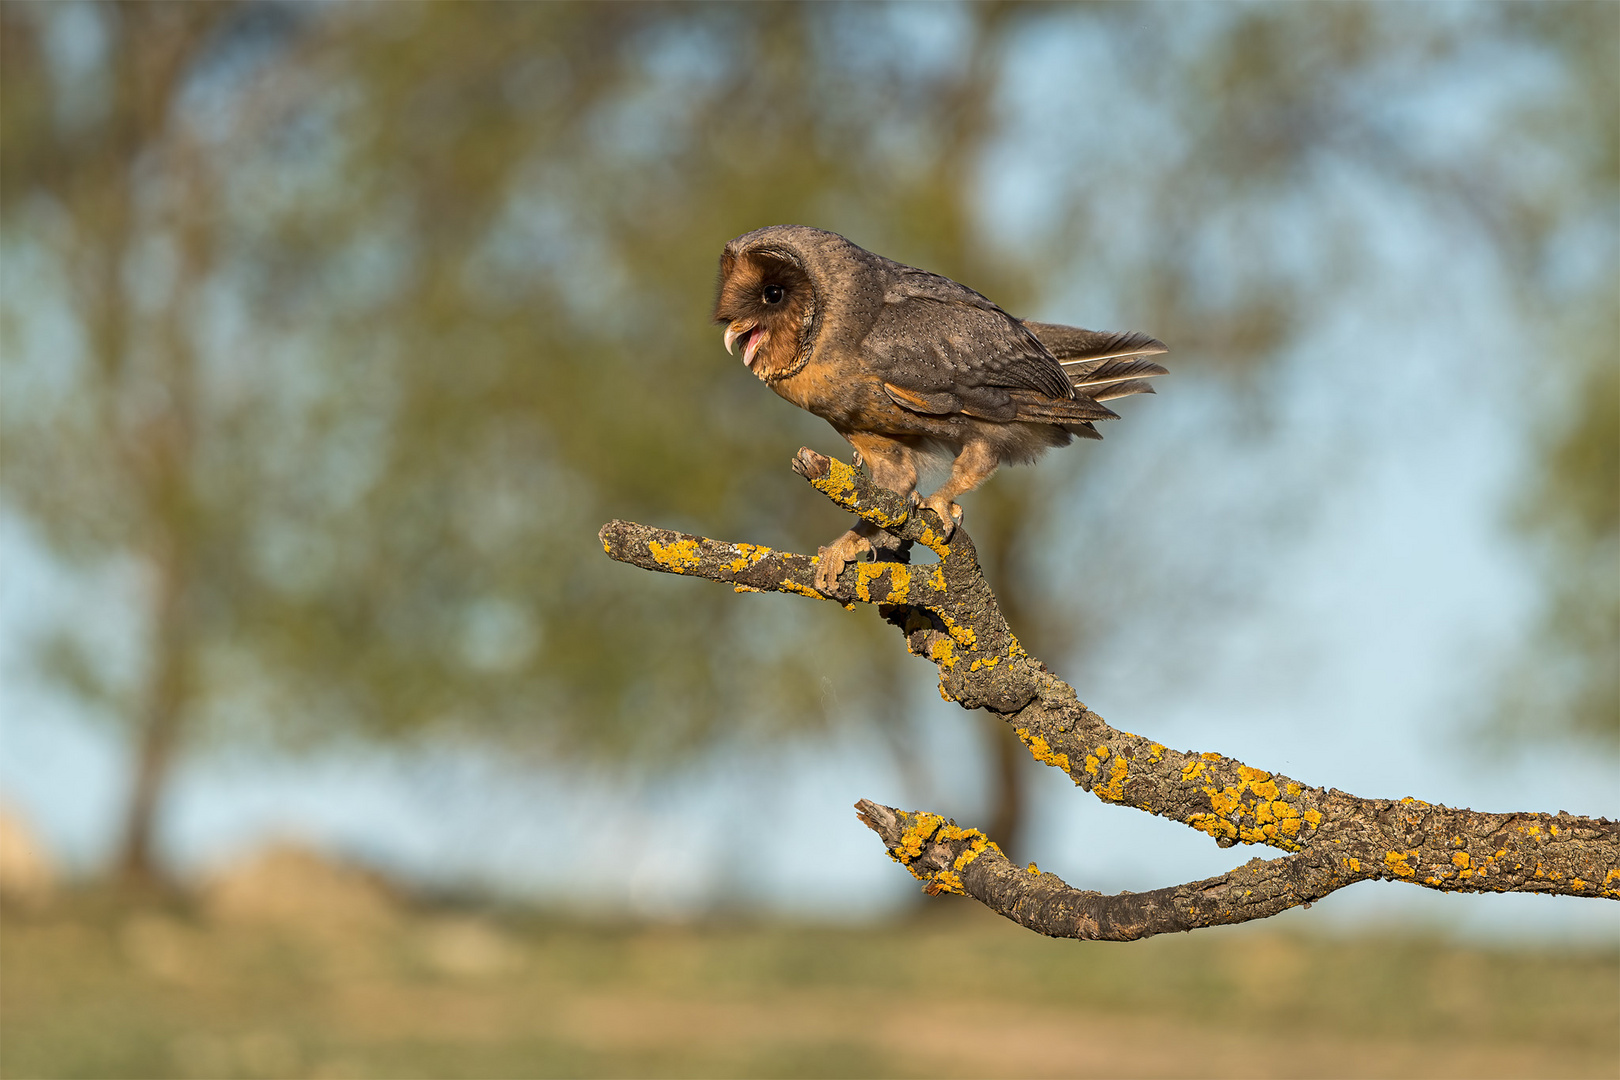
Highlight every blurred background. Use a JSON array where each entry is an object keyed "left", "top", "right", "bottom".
[{"left": 1, "top": 2, "right": 1616, "bottom": 1077}]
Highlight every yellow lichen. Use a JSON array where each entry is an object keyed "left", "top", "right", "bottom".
[
  {"left": 1148, "top": 743, "right": 1165, "bottom": 763},
  {"left": 647, "top": 538, "right": 702, "bottom": 573},
  {"left": 1206, "top": 785, "right": 1242, "bottom": 818},
  {"left": 779, "top": 579, "right": 841, "bottom": 604},
  {"left": 1181, "top": 760, "right": 1206, "bottom": 783},
  {"left": 952, "top": 843, "right": 988, "bottom": 872},
  {"left": 1015, "top": 728, "right": 1072, "bottom": 773},
  {"left": 853, "top": 562, "right": 887, "bottom": 602},
  {"left": 1188, "top": 813, "right": 1237, "bottom": 841},
  {"left": 726, "top": 542, "right": 774, "bottom": 573},
  {"left": 1302, "top": 808, "right": 1322, "bottom": 828},
  {"left": 1384, "top": 851, "right": 1417, "bottom": 878},
  {"left": 808, "top": 456, "right": 861, "bottom": 504},
  {"left": 1452, "top": 852, "right": 1471, "bottom": 869},
  {"left": 883, "top": 563, "right": 912, "bottom": 603},
  {"left": 1027, "top": 863, "right": 1041, "bottom": 875},
  {"left": 929, "top": 637, "right": 956, "bottom": 669},
  {"left": 1344, "top": 857, "right": 1362, "bottom": 873},
  {"left": 1096, "top": 754, "right": 1129, "bottom": 802},
  {"left": 894, "top": 813, "right": 944, "bottom": 862},
  {"left": 915, "top": 525, "right": 951, "bottom": 558}
]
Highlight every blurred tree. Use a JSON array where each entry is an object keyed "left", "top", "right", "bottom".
[
  {"left": 0, "top": 1, "right": 1045, "bottom": 882},
  {"left": 1, "top": 1, "right": 1611, "bottom": 888},
  {"left": 1495, "top": 3, "right": 1619, "bottom": 749}
]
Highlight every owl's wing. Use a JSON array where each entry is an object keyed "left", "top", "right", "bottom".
[{"left": 862, "top": 269, "right": 1075, "bottom": 422}]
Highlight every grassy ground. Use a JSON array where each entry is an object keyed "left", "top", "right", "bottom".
[{"left": 3, "top": 891, "right": 1616, "bottom": 1079}]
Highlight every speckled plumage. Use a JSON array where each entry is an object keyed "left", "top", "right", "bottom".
[{"left": 714, "top": 225, "right": 1166, "bottom": 591}]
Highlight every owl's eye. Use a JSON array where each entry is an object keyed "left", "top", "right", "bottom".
[{"left": 762, "top": 284, "right": 785, "bottom": 304}]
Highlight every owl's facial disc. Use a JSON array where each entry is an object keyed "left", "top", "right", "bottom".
[{"left": 723, "top": 320, "right": 769, "bottom": 370}]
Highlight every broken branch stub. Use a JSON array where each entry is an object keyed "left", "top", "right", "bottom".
[{"left": 599, "top": 449, "right": 1619, "bottom": 939}]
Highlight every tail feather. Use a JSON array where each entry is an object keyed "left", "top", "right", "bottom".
[
  {"left": 1007, "top": 390, "right": 1119, "bottom": 424},
  {"left": 1064, "top": 355, "right": 1169, "bottom": 382},
  {"left": 1084, "top": 377, "right": 1160, "bottom": 402},
  {"left": 1024, "top": 321, "right": 1169, "bottom": 402},
  {"left": 1024, "top": 323, "right": 1168, "bottom": 364}
]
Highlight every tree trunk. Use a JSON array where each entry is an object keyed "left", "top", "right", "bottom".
[
  {"left": 114, "top": 544, "right": 187, "bottom": 891},
  {"left": 981, "top": 714, "right": 1028, "bottom": 861}
]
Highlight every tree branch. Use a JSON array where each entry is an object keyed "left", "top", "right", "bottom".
[{"left": 599, "top": 449, "right": 1619, "bottom": 939}]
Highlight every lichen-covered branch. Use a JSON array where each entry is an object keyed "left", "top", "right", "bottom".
[
  {"left": 599, "top": 449, "right": 1619, "bottom": 939},
  {"left": 854, "top": 800, "right": 1338, "bottom": 940}
]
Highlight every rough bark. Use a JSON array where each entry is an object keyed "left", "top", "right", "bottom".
[{"left": 599, "top": 449, "right": 1619, "bottom": 939}]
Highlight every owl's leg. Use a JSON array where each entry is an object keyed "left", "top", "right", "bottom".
[
  {"left": 816, "top": 434, "right": 919, "bottom": 592},
  {"left": 920, "top": 437, "right": 999, "bottom": 539}
]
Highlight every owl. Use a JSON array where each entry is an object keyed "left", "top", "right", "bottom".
[{"left": 714, "top": 225, "right": 1166, "bottom": 593}]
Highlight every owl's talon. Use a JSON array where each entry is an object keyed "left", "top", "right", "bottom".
[
  {"left": 814, "top": 530, "right": 874, "bottom": 593},
  {"left": 850, "top": 448, "right": 865, "bottom": 469},
  {"left": 920, "top": 495, "right": 963, "bottom": 539}
]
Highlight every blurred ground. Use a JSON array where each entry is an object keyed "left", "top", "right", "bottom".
[{"left": 3, "top": 853, "right": 1616, "bottom": 1080}]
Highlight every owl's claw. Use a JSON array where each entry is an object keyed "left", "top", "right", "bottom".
[
  {"left": 920, "top": 494, "right": 963, "bottom": 539},
  {"left": 815, "top": 530, "right": 874, "bottom": 593}
]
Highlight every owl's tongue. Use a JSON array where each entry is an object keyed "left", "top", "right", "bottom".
[
  {"left": 723, "top": 321, "right": 768, "bottom": 369},
  {"left": 741, "top": 325, "right": 767, "bottom": 369}
]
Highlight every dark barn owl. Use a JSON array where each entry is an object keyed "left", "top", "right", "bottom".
[{"left": 714, "top": 224, "right": 1167, "bottom": 592}]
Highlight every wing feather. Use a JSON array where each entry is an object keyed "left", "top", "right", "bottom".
[
  {"left": 880, "top": 382, "right": 957, "bottom": 415},
  {"left": 862, "top": 268, "right": 1074, "bottom": 404}
]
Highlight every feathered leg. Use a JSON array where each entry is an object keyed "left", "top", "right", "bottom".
[{"left": 920, "top": 437, "right": 998, "bottom": 539}]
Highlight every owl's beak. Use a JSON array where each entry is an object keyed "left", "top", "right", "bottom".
[
  {"left": 723, "top": 321, "right": 751, "bottom": 355},
  {"left": 724, "top": 320, "right": 768, "bottom": 370}
]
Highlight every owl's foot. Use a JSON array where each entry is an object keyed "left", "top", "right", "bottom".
[
  {"left": 815, "top": 529, "right": 874, "bottom": 593},
  {"left": 919, "top": 493, "right": 964, "bottom": 539}
]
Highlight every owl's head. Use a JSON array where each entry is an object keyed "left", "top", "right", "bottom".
[{"left": 713, "top": 229, "right": 821, "bottom": 381}]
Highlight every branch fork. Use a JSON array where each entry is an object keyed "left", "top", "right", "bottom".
[{"left": 600, "top": 449, "right": 1618, "bottom": 939}]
